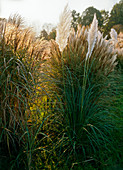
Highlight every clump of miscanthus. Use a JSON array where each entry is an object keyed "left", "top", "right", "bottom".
[{"left": 0, "top": 14, "right": 49, "bottom": 127}]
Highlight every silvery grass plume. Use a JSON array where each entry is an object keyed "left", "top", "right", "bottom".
[
  {"left": 56, "top": 4, "right": 72, "bottom": 52},
  {"left": 48, "top": 19, "right": 118, "bottom": 84},
  {"left": 86, "top": 14, "right": 98, "bottom": 60},
  {"left": 110, "top": 28, "right": 117, "bottom": 41},
  {"left": 97, "top": 30, "right": 102, "bottom": 41},
  {"left": 109, "top": 28, "right": 118, "bottom": 48}
]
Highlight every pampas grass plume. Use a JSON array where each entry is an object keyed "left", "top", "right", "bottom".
[
  {"left": 86, "top": 14, "right": 98, "bottom": 60},
  {"left": 56, "top": 4, "right": 72, "bottom": 52},
  {"left": 110, "top": 28, "right": 117, "bottom": 41}
]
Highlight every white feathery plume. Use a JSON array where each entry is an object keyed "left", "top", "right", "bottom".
[
  {"left": 110, "top": 28, "right": 118, "bottom": 48},
  {"left": 111, "top": 54, "right": 117, "bottom": 65},
  {"left": 97, "top": 30, "right": 103, "bottom": 45},
  {"left": 56, "top": 4, "right": 72, "bottom": 52},
  {"left": 86, "top": 13, "right": 98, "bottom": 60},
  {"left": 110, "top": 28, "right": 117, "bottom": 41},
  {"left": 97, "top": 30, "right": 102, "bottom": 40}
]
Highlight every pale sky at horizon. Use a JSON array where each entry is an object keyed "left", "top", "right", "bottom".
[{"left": 0, "top": 0, "right": 120, "bottom": 33}]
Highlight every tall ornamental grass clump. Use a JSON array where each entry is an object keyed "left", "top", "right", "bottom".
[
  {"left": 0, "top": 15, "right": 49, "bottom": 169},
  {"left": 45, "top": 5, "right": 120, "bottom": 167}
]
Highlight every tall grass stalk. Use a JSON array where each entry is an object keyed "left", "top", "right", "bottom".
[{"left": 81, "top": 14, "right": 98, "bottom": 123}]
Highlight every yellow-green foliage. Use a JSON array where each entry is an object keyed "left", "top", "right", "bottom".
[{"left": 28, "top": 95, "right": 57, "bottom": 123}]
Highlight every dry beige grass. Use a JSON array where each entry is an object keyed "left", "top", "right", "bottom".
[{"left": 0, "top": 14, "right": 49, "bottom": 63}]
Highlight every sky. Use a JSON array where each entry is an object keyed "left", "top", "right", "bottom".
[{"left": 0, "top": 0, "right": 120, "bottom": 33}]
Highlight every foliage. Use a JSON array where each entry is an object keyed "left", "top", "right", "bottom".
[
  {"left": 39, "top": 28, "right": 56, "bottom": 41},
  {"left": 100, "top": 10, "right": 109, "bottom": 26},
  {"left": 48, "top": 28, "right": 56, "bottom": 40},
  {"left": 103, "top": 0, "right": 123, "bottom": 36},
  {"left": 39, "top": 29, "right": 48, "bottom": 40},
  {"left": 39, "top": 23, "right": 56, "bottom": 41},
  {"left": 100, "top": 10, "right": 109, "bottom": 33},
  {"left": 71, "top": 1, "right": 123, "bottom": 37},
  {"left": 0, "top": 4, "right": 123, "bottom": 170},
  {"left": 81, "top": 7, "right": 103, "bottom": 27},
  {"left": 71, "top": 10, "right": 82, "bottom": 31},
  {"left": 71, "top": 7, "right": 103, "bottom": 32},
  {"left": 109, "top": 0, "right": 123, "bottom": 27}
]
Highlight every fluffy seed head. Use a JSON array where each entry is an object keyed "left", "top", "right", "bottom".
[
  {"left": 56, "top": 4, "right": 72, "bottom": 52},
  {"left": 110, "top": 28, "right": 117, "bottom": 41},
  {"left": 86, "top": 14, "right": 98, "bottom": 60}
]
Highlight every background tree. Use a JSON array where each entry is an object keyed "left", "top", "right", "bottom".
[
  {"left": 48, "top": 28, "right": 56, "bottom": 40},
  {"left": 41, "top": 1, "right": 123, "bottom": 39},
  {"left": 109, "top": 0, "right": 123, "bottom": 27},
  {"left": 100, "top": 10, "right": 110, "bottom": 34},
  {"left": 103, "top": 0, "right": 123, "bottom": 37},
  {"left": 100, "top": 10, "right": 109, "bottom": 26},
  {"left": 81, "top": 7, "right": 103, "bottom": 27},
  {"left": 39, "top": 29, "right": 48, "bottom": 40},
  {"left": 39, "top": 27, "right": 56, "bottom": 40},
  {"left": 39, "top": 23, "right": 56, "bottom": 40},
  {"left": 71, "top": 10, "right": 82, "bottom": 30}
]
